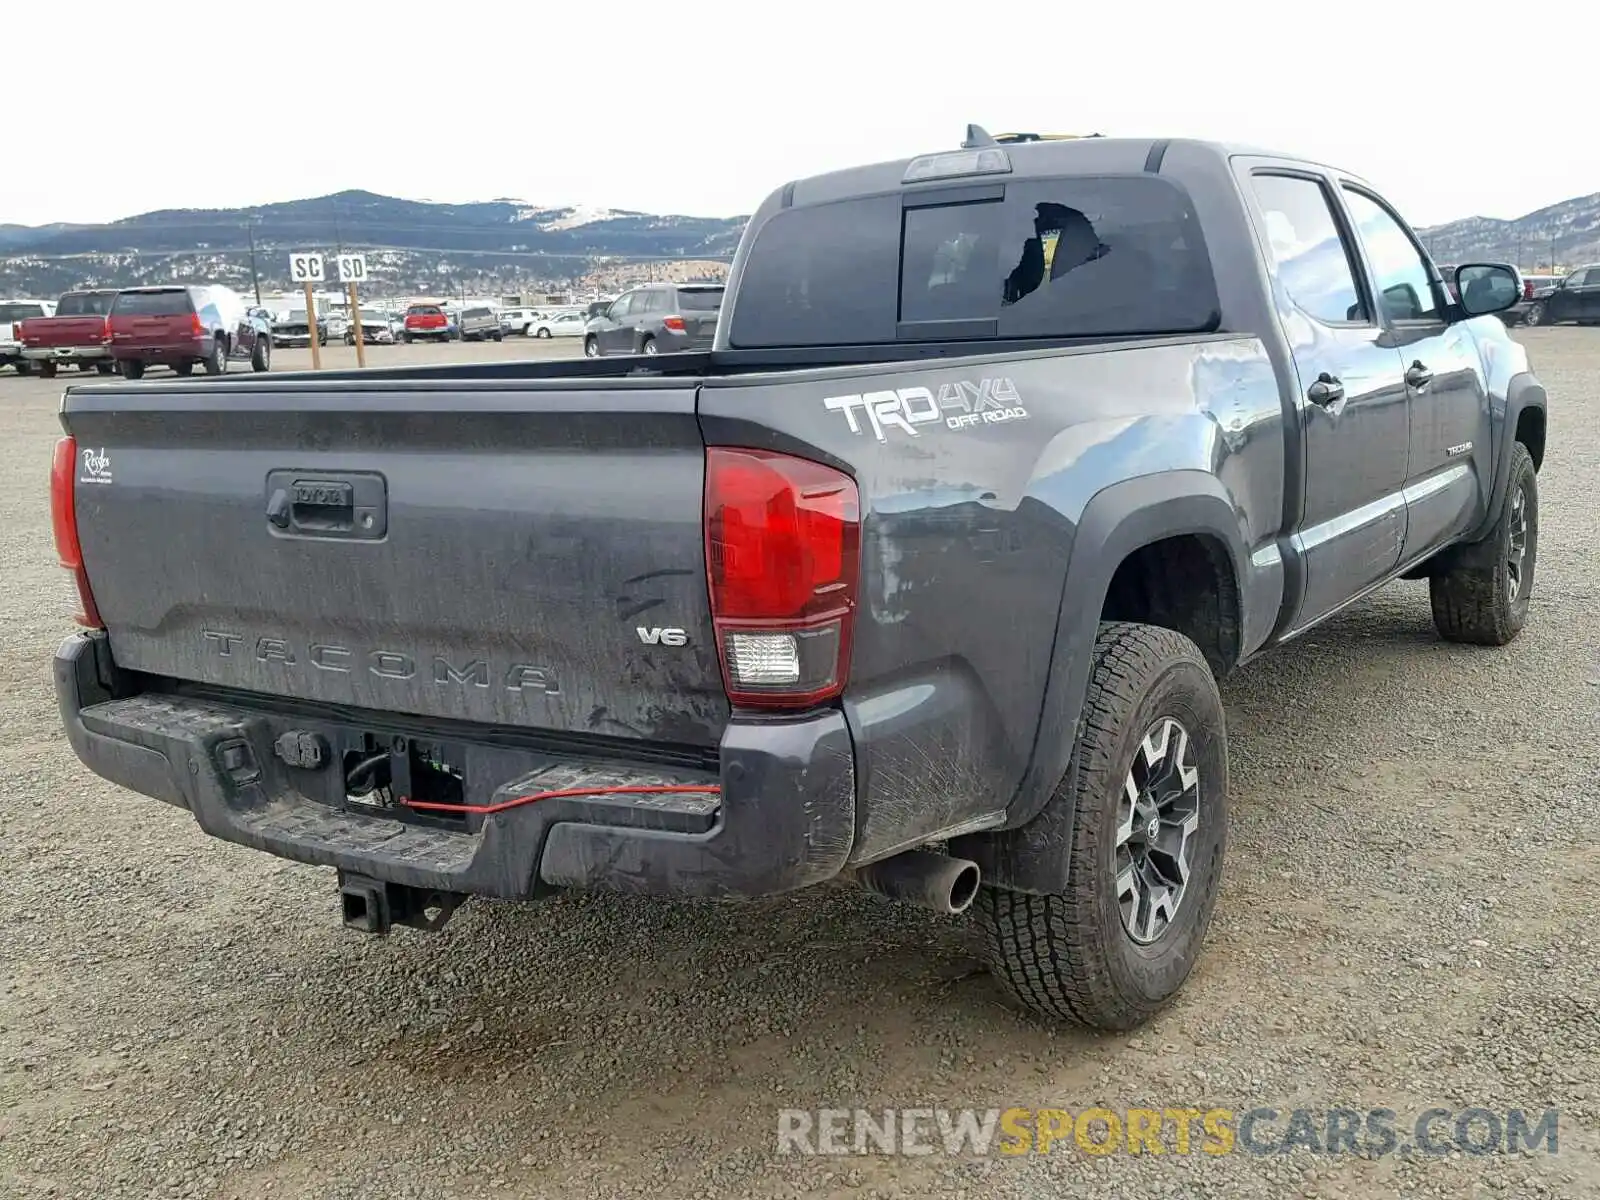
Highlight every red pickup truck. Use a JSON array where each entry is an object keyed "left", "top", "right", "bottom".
[{"left": 19, "top": 290, "right": 120, "bottom": 377}]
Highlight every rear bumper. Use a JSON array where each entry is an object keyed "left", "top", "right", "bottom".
[
  {"left": 55, "top": 631, "right": 855, "bottom": 900},
  {"left": 112, "top": 338, "right": 208, "bottom": 363},
  {"left": 23, "top": 345, "right": 112, "bottom": 362}
]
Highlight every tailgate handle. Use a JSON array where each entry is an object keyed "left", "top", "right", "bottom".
[{"left": 265, "top": 470, "right": 387, "bottom": 540}]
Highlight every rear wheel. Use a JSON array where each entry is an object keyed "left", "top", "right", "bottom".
[
  {"left": 584, "top": 336, "right": 599, "bottom": 358},
  {"left": 978, "top": 622, "right": 1228, "bottom": 1030},
  {"left": 78, "top": 362, "right": 95, "bottom": 372},
  {"left": 39, "top": 361, "right": 58, "bottom": 379},
  {"left": 121, "top": 360, "right": 144, "bottom": 380},
  {"left": 251, "top": 336, "right": 272, "bottom": 372},
  {"left": 1522, "top": 302, "right": 1543, "bottom": 327},
  {"left": 174, "top": 361, "right": 194, "bottom": 376},
  {"left": 95, "top": 362, "right": 115, "bottom": 375},
  {"left": 640, "top": 336, "right": 657, "bottom": 356},
  {"left": 536, "top": 327, "right": 551, "bottom": 339},
  {"left": 13, "top": 360, "right": 30, "bottom": 375}
]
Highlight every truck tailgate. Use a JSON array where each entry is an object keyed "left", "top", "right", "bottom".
[
  {"left": 63, "top": 381, "right": 730, "bottom": 747},
  {"left": 24, "top": 316, "right": 108, "bottom": 349}
]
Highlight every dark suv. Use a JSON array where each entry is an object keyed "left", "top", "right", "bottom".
[
  {"left": 108, "top": 286, "right": 272, "bottom": 379},
  {"left": 1523, "top": 265, "right": 1600, "bottom": 326},
  {"left": 582, "top": 283, "right": 723, "bottom": 357}
]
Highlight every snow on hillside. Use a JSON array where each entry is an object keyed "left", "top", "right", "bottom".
[{"left": 537, "top": 205, "right": 621, "bottom": 232}]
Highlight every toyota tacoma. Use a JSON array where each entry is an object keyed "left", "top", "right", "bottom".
[{"left": 51, "top": 130, "right": 1546, "bottom": 1030}]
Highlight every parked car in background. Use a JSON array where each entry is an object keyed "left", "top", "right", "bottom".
[
  {"left": 582, "top": 283, "right": 723, "bottom": 357},
  {"left": 324, "top": 312, "right": 351, "bottom": 342},
  {"left": 1522, "top": 265, "right": 1600, "bottom": 326},
  {"left": 499, "top": 307, "right": 541, "bottom": 336},
  {"left": 529, "top": 311, "right": 588, "bottom": 339},
  {"left": 402, "top": 303, "right": 456, "bottom": 342},
  {"left": 458, "top": 306, "right": 504, "bottom": 342},
  {"left": 272, "top": 310, "right": 328, "bottom": 348},
  {"left": 108, "top": 285, "right": 271, "bottom": 379},
  {"left": 18, "top": 289, "right": 119, "bottom": 377},
  {"left": 2, "top": 299, "right": 57, "bottom": 374},
  {"left": 345, "top": 309, "right": 400, "bottom": 345}
]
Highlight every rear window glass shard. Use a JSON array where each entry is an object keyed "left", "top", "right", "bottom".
[{"left": 727, "top": 175, "right": 1220, "bottom": 348}]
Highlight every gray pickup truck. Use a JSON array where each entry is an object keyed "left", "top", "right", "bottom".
[{"left": 51, "top": 131, "right": 1546, "bottom": 1031}]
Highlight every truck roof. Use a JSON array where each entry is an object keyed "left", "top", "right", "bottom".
[{"left": 783, "top": 135, "right": 1365, "bottom": 208}]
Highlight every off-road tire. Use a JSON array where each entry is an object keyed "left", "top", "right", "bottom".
[
  {"left": 95, "top": 362, "right": 115, "bottom": 375},
  {"left": 38, "top": 361, "right": 57, "bottom": 379},
  {"left": 251, "top": 336, "right": 271, "bottom": 372},
  {"left": 174, "top": 361, "right": 194, "bottom": 376},
  {"left": 13, "top": 360, "right": 31, "bottom": 375},
  {"left": 120, "top": 360, "right": 144, "bottom": 380},
  {"left": 977, "top": 621, "right": 1229, "bottom": 1031},
  {"left": 1430, "top": 441, "right": 1537, "bottom": 645}
]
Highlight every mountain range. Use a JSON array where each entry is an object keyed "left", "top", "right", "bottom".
[
  {"left": 0, "top": 190, "right": 748, "bottom": 298},
  {"left": 3, "top": 186, "right": 1599, "bottom": 299}
]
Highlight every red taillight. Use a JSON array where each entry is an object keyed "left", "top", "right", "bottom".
[
  {"left": 663, "top": 316, "right": 687, "bottom": 333},
  {"left": 102, "top": 316, "right": 113, "bottom": 344},
  {"left": 705, "top": 447, "right": 860, "bottom": 709},
  {"left": 1524, "top": 280, "right": 1535, "bottom": 300},
  {"left": 50, "top": 436, "right": 104, "bottom": 628},
  {"left": 190, "top": 312, "right": 205, "bottom": 337}
]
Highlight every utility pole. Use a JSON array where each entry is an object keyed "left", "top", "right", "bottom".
[{"left": 246, "top": 219, "right": 262, "bottom": 305}]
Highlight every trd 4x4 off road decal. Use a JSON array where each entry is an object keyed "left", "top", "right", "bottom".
[{"left": 822, "top": 377, "right": 1029, "bottom": 442}]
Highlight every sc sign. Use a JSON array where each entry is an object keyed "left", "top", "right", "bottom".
[
  {"left": 337, "top": 254, "right": 368, "bottom": 283},
  {"left": 288, "top": 252, "right": 325, "bottom": 283}
]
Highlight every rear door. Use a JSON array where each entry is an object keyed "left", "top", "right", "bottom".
[
  {"left": 1241, "top": 169, "right": 1410, "bottom": 630},
  {"left": 66, "top": 380, "right": 730, "bottom": 747}
]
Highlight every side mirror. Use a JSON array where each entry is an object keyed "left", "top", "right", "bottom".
[{"left": 1454, "top": 264, "right": 1520, "bottom": 317}]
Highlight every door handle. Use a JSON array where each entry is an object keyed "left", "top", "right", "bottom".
[
  {"left": 1405, "top": 361, "right": 1434, "bottom": 388},
  {"left": 1307, "top": 372, "right": 1344, "bottom": 407}
]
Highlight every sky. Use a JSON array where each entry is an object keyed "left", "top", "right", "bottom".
[{"left": 4, "top": 0, "right": 1592, "bottom": 231}]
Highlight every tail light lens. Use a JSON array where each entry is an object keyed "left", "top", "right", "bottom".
[
  {"left": 705, "top": 448, "right": 860, "bottom": 708},
  {"left": 663, "top": 316, "right": 687, "bottom": 333},
  {"left": 102, "top": 316, "right": 113, "bottom": 343},
  {"left": 50, "top": 436, "right": 104, "bottom": 628},
  {"left": 190, "top": 313, "right": 205, "bottom": 338},
  {"left": 1523, "top": 280, "right": 1535, "bottom": 300}
]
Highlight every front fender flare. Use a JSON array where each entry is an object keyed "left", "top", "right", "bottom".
[{"left": 952, "top": 470, "right": 1247, "bottom": 895}]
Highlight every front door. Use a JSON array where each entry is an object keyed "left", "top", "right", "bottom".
[
  {"left": 1244, "top": 170, "right": 1410, "bottom": 631},
  {"left": 598, "top": 293, "right": 634, "bottom": 352},
  {"left": 1543, "top": 268, "right": 1589, "bottom": 324},
  {"left": 1339, "top": 186, "right": 1492, "bottom": 556}
]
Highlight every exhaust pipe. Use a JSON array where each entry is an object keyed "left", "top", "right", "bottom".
[{"left": 853, "top": 848, "right": 982, "bottom": 914}]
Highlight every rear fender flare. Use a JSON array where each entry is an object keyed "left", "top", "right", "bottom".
[{"left": 951, "top": 470, "right": 1247, "bottom": 895}]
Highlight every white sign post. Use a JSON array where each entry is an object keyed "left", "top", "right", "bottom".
[
  {"left": 288, "top": 253, "right": 326, "bottom": 369},
  {"left": 337, "top": 254, "right": 369, "bottom": 368}
]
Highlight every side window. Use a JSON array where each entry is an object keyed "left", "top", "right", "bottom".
[
  {"left": 1341, "top": 188, "right": 1441, "bottom": 322},
  {"left": 1248, "top": 174, "right": 1369, "bottom": 325},
  {"left": 609, "top": 294, "right": 634, "bottom": 320},
  {"left": 648, "top": 290, "right": 671, "bottom": 313},
  {"left": 1567, "top": 269, "right": 1590, "bottom": 287}
]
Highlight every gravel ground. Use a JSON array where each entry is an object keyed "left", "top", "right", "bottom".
[{"left": 2, "top": 333, "right": 1597, "bottom": 1199}]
